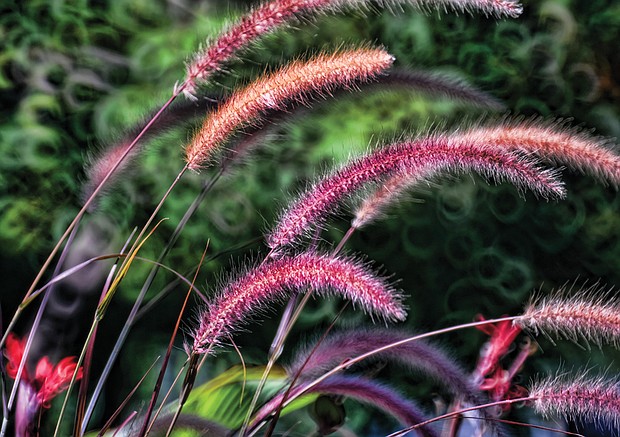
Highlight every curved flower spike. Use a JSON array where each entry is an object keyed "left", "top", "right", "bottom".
[
  {"left": 518, "top": 283, "right": 620, "bottom": 348},
  {"left": 186, "top": 48, "right": 394, "bottom": 170},
  {"left": 252, "top": 376, "right": 438, "bottom": 437},
  {"left": 530, "top": 371, "right": 620, "bottom": 431},
  {"left": 452, "top": 118, "right": 620, "bottom": 187},
  {"left": 269, "top": 136, "right": 564, "bottom": 253},
  {"left": 190, "top": 252, "right": 406, "bottom": 355},
  {"left": 288, "top": 327, "right": 478, "bottom": 403},
  {"left": 184, "top": 0, "right": 522, "bottom": 96}
]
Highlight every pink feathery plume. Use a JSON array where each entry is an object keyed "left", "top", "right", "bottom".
[
  {"left": 452, "top": 118, "right": 620, "bottom": 187},
  {"left": 352, "top": 119, "right": 620, "bottom": 229},
  {"left": 518, "top": 283, "right": 620, "bottom": 348},
  {"left": 184, "top": 0, "right": 522, "bottom": 96},
  {"left": 190, "top": 252, "right": 406, "bottom": 355},
  {"left": 268, "top": 136, "right": 565, "bottom": 253},
  {"left": 529, "top": 371, "right": 620, "bottom": 431}
]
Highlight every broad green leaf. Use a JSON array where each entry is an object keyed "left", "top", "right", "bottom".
[{"left": 183, "top": 365, "right": 317, "bottom": 429}]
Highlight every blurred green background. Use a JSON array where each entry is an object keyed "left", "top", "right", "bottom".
[{"left": 1, "top": 0, "right": 620, "bottom": 435}]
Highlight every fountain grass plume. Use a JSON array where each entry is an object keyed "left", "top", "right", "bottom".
[
  {"left": 185, "top": 47, "right": 394, "bottom": 170},
  {"left": 190, "top": 252, "right": 406, "bottom": 355},
  {"left": 251, "top": 375, "right": 438, "bottom": 436},
  {"left": 308, "top": 376, "right": 438, "bottom": 436},
  {"left": 287, "top": 327, "right": 478, "bottom": 402},
  {"left": 453, "top": 117, "right": 620, "bottom": 187},
  {"left": 184, "top": 0, "right": 522, "bottom": 97},
  {"left": 82, "top": 98, "right": 220, "bottom": 209},
  {"left": 367, "top": 69, "right": 505, "bottom": 110},
  {"left": 518, "top": 283, "right": 620, "bottom": 348},
  {"left": 268, "top": 135, "right": 565, "bottom": 254},
  {"left": 219, "top": 67, "right": 504, "bottom": 174},
  {"left": 529, "top": 371, "right": 620, "bottom": 431},
  {"left": 352, "top": 118, "right": 620, "bottom": 229}
]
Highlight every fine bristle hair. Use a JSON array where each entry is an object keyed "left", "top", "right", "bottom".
[
  {"left": 185, "top": 47, "right": 394, "bottom": 170},
  {"left": 352, "top": 116, "right": 620, "bottom": 229},
  {"left": 451, "top": 117, "right": 620, "bottom": 187},
  {"left": 184, "top": 0, "right": 522, "bottom": 96},
  {"left": 190, "top": 252, "right": 406, "bottom": 355},
  {"left": 529, "top": 370, "right": 620, "bottom": 432},
  {"left": 268, "top": 135, "right": 565, "bottom": 253},
  {"left": 518, "top": 283, "right": 620, "bottom": 348}
]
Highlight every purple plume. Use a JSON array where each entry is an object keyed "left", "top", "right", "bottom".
[
  {"left": 288, "top": 327, "right": 479, "bottom": 403},
  {"left": 252, "top": 376, "right": 438, "bottom": 436}
]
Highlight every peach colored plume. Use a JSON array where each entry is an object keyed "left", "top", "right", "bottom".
[
  {"left": 185, "top": 48, "right": 394, "bottom": 170},
  {"left": 184, "top": 0, "right": 521, "bottom": 96},
  {"left": 190, "top": 252, "right": 406, "bottom": 354}
]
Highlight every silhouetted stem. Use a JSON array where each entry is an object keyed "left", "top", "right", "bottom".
[
  {"left": 138, "top": 243, "right": 210, "bottom": 437},
  {"left": 81, "top": 169, "right": 224, "bottom": 433},
  {"left": 333, "top": 226, "right": 357, "bottom": 254},
  {"left": 162, "top": 352, "right": 202, "bottom": 437},
  {"left": 97, "top": 357, "right": 160, "bottom": 437},
  {"left": 247, "top": 316, "right": 519, "bottom": 435},
  {"left": 53, "top": 319, "right": 97, "bottom": 437},
  {"left": 387, "top": 397, "right": 532, "bottom": 437},
  {"left": 0, "top": 225, "right": 79, "bottom": 437}
]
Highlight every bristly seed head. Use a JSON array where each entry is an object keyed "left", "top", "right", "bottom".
[
  {"left": 529, "top": 371, "right": 620, "bottom": 431},
  {"left": 288, "top": 327, "right": 479, "bottom": 403},
  {"left": 190, "top": 252, "right": 406, "bottom": 355},
  {"left": 268, "top": 135, "right": 564, "bottom": 254},
  {"left": 452, "top": 118, "right": 620, "bottom": 188},
  {"left": 184, "top": 0, "right": 522, "bottom": 96},
  {"left": 352, "top": 119, "right": 620, "bottom": 230},
  {"left": 518, "top": 283, "right": 620, "bottom": 348},
  {"left": 185, "top": 48, "right": 394, "bottom": 170}
]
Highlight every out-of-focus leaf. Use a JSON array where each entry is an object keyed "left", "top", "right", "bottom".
[{"left": 183, "top": 364, "right": 316, "bottom": 429}]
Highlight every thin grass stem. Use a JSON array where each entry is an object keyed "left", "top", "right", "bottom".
[
  {"left": 82, "top": 169, "right": 224, "bottom": 433},
  {"left": 6, "top": 90, "right": 184, "bottom": 353},
  {"left": 247, "top": 316, "right": 519, "bottom": 435},
  {"left": 138, "top": 242, "right": 210, "bottom": 437},
  {"left": 75, "top": 229, "right": 137, "bottom": 436},
  {"left": 97, "top": 357, "right": 160, "bottom": 437}
]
